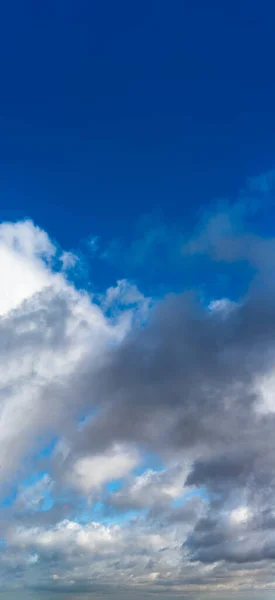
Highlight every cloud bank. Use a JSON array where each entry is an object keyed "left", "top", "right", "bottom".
[{"left": 1, "top": 178, "right": 275, "bottom": 598}]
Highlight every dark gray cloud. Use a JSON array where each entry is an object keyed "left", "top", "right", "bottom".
[{"left": 77, "top": 287, "right": 275, "bottom": 459}]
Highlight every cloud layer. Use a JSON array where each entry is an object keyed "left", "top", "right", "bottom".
[{"left": 1, "top": 182, "right": 275, "bottom": 599}]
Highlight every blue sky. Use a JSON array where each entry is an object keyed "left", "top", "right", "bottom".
[
  {"left": 1, "top": 2, "right": 275, "bottom": 599},
  {"left": 1, "top": 1, "right": 275, "bottom": 247}
]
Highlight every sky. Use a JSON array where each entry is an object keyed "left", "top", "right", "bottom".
[{"left": 1, "top": 1, "right": 275, "bottom": 599}]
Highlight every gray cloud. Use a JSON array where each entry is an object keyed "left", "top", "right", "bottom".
[
  {"left": 50, "top": 180, "right": 275, "bottom": 587},
  {"left": 76, "top": 288, "right": 275, "bottom": 460},
  {"left": 3, "top": 186, "right": 275, "bottom": 597}
]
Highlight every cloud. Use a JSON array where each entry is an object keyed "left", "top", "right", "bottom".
[
  {"left": 0, "top": 219, "right": 55, "bottom": 316},
  {"left": 102, "top": 279, "right": 148, "bottom": 311},
  {"left": 0, "top": 220, "right": 128, "bottom": 493},
  {"left": 77, "top": 287, "right": 275, "bottom": 464},
  {"left": 60, "top": 251, "right": 78, "bottom": 271},
  {"left": 6, "top": 514, "right": 190, "bottom": 590},
  {"left": 1, "top": 180, "right": 275, "bottom": 599},
  {"left": 66, "top": 444, "right": 139, "bottom": 495},
  {"left": 15, "top": 474, "right": 53, "bottom": 510},
  {"left": 182, "top": 169, "right": 275, "bottom": 274},
  {"left": 108, "top": 464, "right": 189, "bottom": 512}
]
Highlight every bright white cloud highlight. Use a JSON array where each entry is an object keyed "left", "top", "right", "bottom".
[
  {"left": 0, "top": 219, "right": 56, "bottom": 316},
  {"left": 0, "top": 220, "right": 130, "bottom": 488},
  {"left": 68, "top": 445, "right": 139, "bottom": 494}
]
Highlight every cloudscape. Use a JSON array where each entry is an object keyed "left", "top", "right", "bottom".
[
  {"left": 1, "top": 174, "right": 275, "bottom": 600},
  {"left": 2, "top": 2, "right": 275, "bottom": 600}
]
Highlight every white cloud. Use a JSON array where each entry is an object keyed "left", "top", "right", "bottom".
[
  {"left": 209, "top": 298, "right": 237, "bottom": 315},
  {"left": 103, "top": 279, "right": 146, "bottom": 309},
  {"left": 6, "top": 516, "right": 184, "bottom": 586},
  {"left": 0, "top": 220, "right": 56, "bottom": 316},
  {"left": 0, "top": 220, "right": 132, "bottom": 489},
  {"left": 230, "top": 506, "right": 250, "bottom": 526},
  {"left": 60, "top": 251, "right": 78, "bottom": 270},
  {"left": 67, "top": 445, "right": 139, "bottom": 494},
  {"left": 254, "top": 372, "right": 275, "bottom": 414}
]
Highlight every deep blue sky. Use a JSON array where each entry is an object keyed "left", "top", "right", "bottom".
[{"left": 0, "top": 0, "right": 275, "bottom": 254}]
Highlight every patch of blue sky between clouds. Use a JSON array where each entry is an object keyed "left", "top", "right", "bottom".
[
  {"left": 15, "top": 471, "right": 54, "bottom": 512},
  {"left": 36, "top": 436, "right": 58, "bottom": 459},
  {"left": 0, "top": 471, "right": 51, "bottom": 511},
  {"left": 133, "top": 451, "right": 165, "bottom": 476},
  {"left": 0, "top": 486, "right": 18, "bottom": 509},
  {"left": 76, "top": 503, "right": 146, "bottom": 527},
  {"left": 77, "top": 407, "right": 99, "bottom": 431},
  {"left": 105, "top": 480, "right": 123, "bottom": 493},
  {"left": 101, "top": 507, "right": 148, "bottom": 526}
]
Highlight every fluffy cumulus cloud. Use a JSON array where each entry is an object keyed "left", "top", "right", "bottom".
[{"left": 2, "top": 178, "right": 275, "bottom": 599}]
